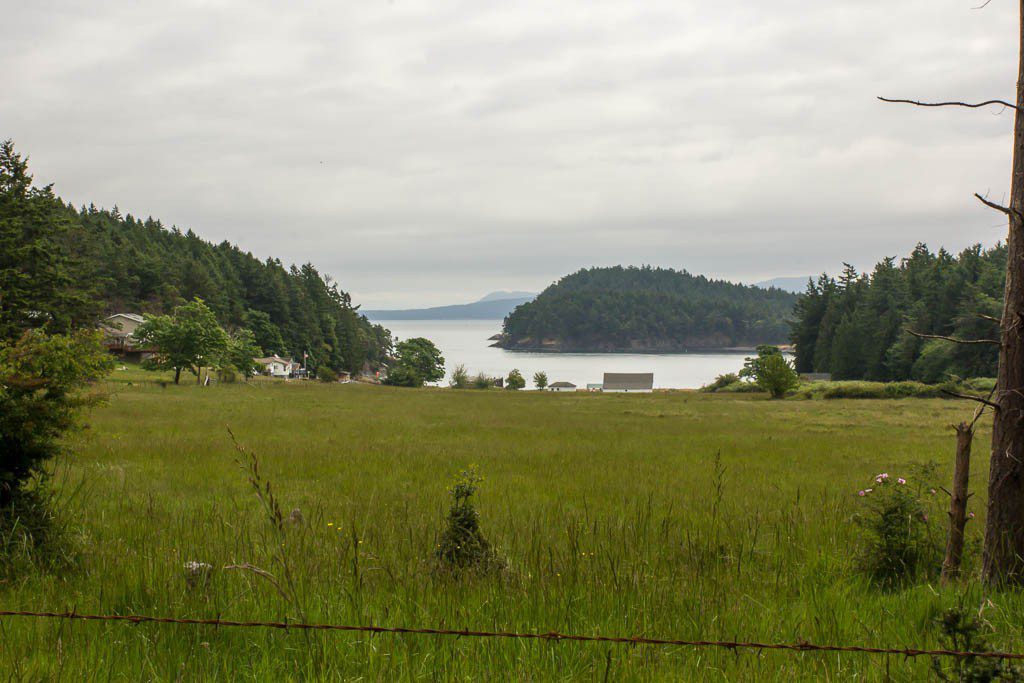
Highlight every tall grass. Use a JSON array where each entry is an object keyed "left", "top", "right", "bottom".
[{"left": 0, "top": 382, "right": 1020, "bottom": 680}]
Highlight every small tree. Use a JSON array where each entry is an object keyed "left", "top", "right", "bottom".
[
  {"left": 224, "top": 328, "right": 262, "bottom": 379},
  {"left": 435, "top": 465, "right": 501, "bottom": 572},
  {"left": 135, "top": 299, "right": 228, "bottom": 384},
  {"left": 533, "top": 371, "right": 548, "bottom": 390},
  {"left": 472, "top": 372, "right": 493, "bottom": 390},
  {"left": 384, "top": 337, "right": 444, "bottom": 388},
  {"left": 449, "top": 364, "right": 470, "bottom": 389},
  {"left": 742, "top": 345, "right": 799, "bottom": 399},
  {"left": 0, "top": 329, "right": 112, "bottom": 507},
  {"left": 506, "top": 368, "right": 525, "bottom": 390}
]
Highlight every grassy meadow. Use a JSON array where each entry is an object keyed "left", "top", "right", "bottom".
[{"left": 2, "top": 380, "right": 1022, "bottom": 680}]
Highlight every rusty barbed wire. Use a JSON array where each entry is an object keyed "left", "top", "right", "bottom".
[{"left": 1, "top": 609, "right": 1023, "bottom": 661}]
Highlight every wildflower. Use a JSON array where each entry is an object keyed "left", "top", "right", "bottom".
[
  {"left": 969, "top": 512, "right": 976, "bottom": 519},
  {"left": 897, "top": 478, "right": 906, "bottom": 485},
  {"left": 858, "top": 490, "right": 867, "bottom": 497},
  {"left": 865, "top": 488, "right": 873, "bottom": 494},
  {"left": 930, "top": 488, "right": 937, "bottom": 495},
  {"left": 327, "top": 522, "right": 334, "bottom": 527},
  {"left": 875, "top": 473, "right": 889, "bottom": 483}
]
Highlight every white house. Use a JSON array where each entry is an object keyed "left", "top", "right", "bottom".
[
  {"left": 255, "top": 355, "right": 294, "bottom": 378},
  {"left": 602, "top": 372, "right": 654, "bottom": 393},
  {"left": 548, "top": 381, "right": 577, "bottom": 392}
]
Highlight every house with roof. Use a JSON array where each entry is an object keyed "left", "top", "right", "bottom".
[
  {"left": 101, "top": 313, "right": 154, "bottom": 361},
  {"left": 255, "top": 355, "right": 295, "bottom": 378},
  {"left": 602, "top": 372, "right": 654, "bottom": 393},
  {"left": 548, "top": 381, "right": 577, "bottom": 392}
]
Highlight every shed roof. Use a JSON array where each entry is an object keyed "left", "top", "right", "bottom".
[
  {"left": 549, "top": 381, "right": 577, "bottom": 388},
  {"left": 602, "top": 372, "right": 654, "bottom": 390}
]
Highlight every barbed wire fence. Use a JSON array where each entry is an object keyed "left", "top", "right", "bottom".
[{"left": 2, "top": 609, "right": 1023, "bottom": 662}]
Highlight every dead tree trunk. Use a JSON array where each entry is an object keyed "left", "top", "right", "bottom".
[
  {"left": 942, "top": 422, "right": 973, "bottom": 583},
  {"left": 983, "top": 0, "right": 1024, "bottom": 585}
]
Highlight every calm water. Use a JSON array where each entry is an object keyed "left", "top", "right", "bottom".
[{"left": 378, "top": 319, "right": 760, "bottom": 389}]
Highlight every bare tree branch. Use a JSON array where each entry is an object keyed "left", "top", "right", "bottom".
[
  {"left": 941, "top": 389, "right": 1002, "bottom": 411},
  {"left": 906, "top": 329, "right": 1001, "bottom": 345},
  {"left": 975, "top": 193, "right": 1014, "bottom": 216},
  {"left": 977, "top": 313, "right": 1002, "bottom": 324},
  {"left": 878, "top": 96, "right": 1018, "bottom": 111}
]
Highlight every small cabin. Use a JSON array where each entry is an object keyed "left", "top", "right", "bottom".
[{"left": 548, "top": 381, "right": 577, "bottom": 392}]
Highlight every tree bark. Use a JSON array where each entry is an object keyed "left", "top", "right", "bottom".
[
  {"left": 942, "top": 422, "right": 973, "bottom": 584},
  {"left": 983, "top": 0, "right": 1024, "bottom": 585},
  {"left": 174, "top": 367, "right": 181, "bottom": 385}
]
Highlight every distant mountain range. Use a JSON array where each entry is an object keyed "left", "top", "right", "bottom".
[
  {"left": 363, "top": 292, "right": 536, "bottom": 320},
  {"left": 754, "top": 276, "right": 813, "bottom": 294}
]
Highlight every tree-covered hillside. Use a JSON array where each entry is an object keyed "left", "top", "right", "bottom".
[
  {"left": 498, "top": 266, "right": 797, "bottom": 351},
  {"left": 790, "top": 243, "right": 1005, "bottom": 382},
  {"left": 0, "top": 140, "right": 390, "bottom": 374}
]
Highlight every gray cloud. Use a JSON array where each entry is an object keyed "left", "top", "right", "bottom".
[{"left": 1, "top": 0, "right": 1016, "bottom": 307}]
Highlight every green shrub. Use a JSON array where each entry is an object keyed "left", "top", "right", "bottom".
[
  {"left": 472, "top": 373, "right": 493, "bottom": 390},
  {"left": 449, "top": 364, "right": 470, "bottom": 389},
  {"left": 930, "top": 607, "right": 1024, "bottom": 681},
  {"left": 434, "top": 466, "right": 503, "bottom": 573},
  {"left": 700, "top": 373, "right": 740, "bottom": 392},
  {"left": 0, "top": 329, "right": 112, "bottom": 507},
  {"left": 716, "top": 380, "right": 762, "bottom": 393},
  {"left": 741, "top": 346, "right": 799, "bottom": 398},
  {"left": 854, "top": 465, "right": 941, "bottom": 585},
  {"left": 505, "top": 368, "right": 525, "bottom": 390},
  {"left": 317, "top": 366, "right": 339, "bottom": 383}
]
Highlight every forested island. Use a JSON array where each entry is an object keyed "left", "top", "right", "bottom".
[
  {"left": 497, "top": 266, "right": 797, "bottom": 352},
  {"left": 790, "top": 243, "right": 1004, "bottom": 382},
  {"left": 0, "top": 141, "right": 390, "bottom": 375}
]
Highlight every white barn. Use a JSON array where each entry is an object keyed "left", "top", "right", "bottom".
[
  {"left": 602, "top": 373, "right": 654, "bottom": 393},
  {"left": 548, "top": 381, "right": 577, "bottom": 392}
]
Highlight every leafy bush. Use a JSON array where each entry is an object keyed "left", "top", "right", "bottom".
[
  {"left": 741, "top": 345, "right": 799, "bottom": 398},
  {"left": 434, "top": 466, "right": 502, "bottom": 573},
  {"left": 472, "top": 373, "right": 493, "bottom": 390},
  {"left": 930, "top": 606, "right": 1024, "bottom": 682},
  {"left": 0, "top": 329, "right": 112, "bottom": 507},
  {"left": 317, "top": 366, "right": 338, "bottom": 383},
  {"left": 854, "top": 466, "right": 942, "bottom": 584},
  {"left": 382, "top": 364, "right": 420, "bottom": 387},
  {"left": 505, "top": 368, "right": 525, "bottom": 390},
  {"left": 700, "top": 373, "right": 741, "bottom": 392},
  {"left": 449, "top": 364, "right": 470, "bottom": 389}
]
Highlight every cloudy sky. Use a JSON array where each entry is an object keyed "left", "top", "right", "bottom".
[{"left": 2, "top": 1, "right": 1017, "bottom": 307}]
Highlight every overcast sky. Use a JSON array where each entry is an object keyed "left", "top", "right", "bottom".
[{"left": 2, "top": 1, "right": 1017, "bottom": 307}]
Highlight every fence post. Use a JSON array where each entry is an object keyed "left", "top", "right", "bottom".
[{"left": 941, "top": 422, "right": 973, "bottom": 584}]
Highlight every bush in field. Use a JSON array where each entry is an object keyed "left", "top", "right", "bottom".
[
  {"left": 1, "top": 329, "right": 111, "bottom": 575},
  {"left": 505, "top": 368, "right": 525, "bottom": 390},
  {"left": 854, "top": 466, "right": 941, "bottom": 584},
  {"left": 435, "top": 465, "right": 502, "bottom": 573},
  {"left": 533, "top": 371, "right": 548, "bottom": 390},
  {"left": 742, "top": 345, "right": 798, "bottom": 398},
  {"left": 317, "top": 366, "right": 338, "bottom": 383},
  {"left": 930, "top": 607, "right": 1024, "bottom": 681},
  {"left": 0, "top": 329, "right": 112, "bottom": 508},
  {"left": 700, "top": 373, "right": 741, "bottom": 392},
  {"left": 449, "top": 364, "right": 470, "bottom": 389},
  {"left": 472, "top": 373, "right": 493, "bottom": 390}
]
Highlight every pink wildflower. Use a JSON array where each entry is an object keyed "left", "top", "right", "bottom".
[
  {"left": 969, "top": 512, "right": 976, "bottom": 519},
  {"left": 858, "top": 490, "right": 866, "bottom": 497},
  {"left": 897, "top": 478, "right": 906, "bottom": 485}
]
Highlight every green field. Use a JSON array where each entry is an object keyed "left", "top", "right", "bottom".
[{"left": 2, "top": 381, "right": 1021, "bottom": 680}]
